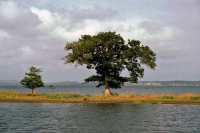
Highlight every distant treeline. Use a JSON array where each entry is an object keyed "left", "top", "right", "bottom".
[
  {"left": 0, "top": 80, "right": 21, "bottom": 86},
  {"left": 1, "top": 80, "right": 200, "bottom": 86},
  {"left": 128, "top": 81, "right": 200, "bottom": 86}
]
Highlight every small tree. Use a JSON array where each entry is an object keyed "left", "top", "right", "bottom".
[
  {"left": 63, "top": 31, "right": 156, "bottom": 96},
  {"left": 20, "top": 66, "right": 44, "bottom": 95}
]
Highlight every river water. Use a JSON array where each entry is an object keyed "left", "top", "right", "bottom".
[
  {"left": 0, "top": 85, "right": 200, "bottom": 95},
  {"left": 0, "top": 103, "right": 200, "bottom": 133}
]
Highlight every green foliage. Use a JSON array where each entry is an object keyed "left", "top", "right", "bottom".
[
  {"left": 49, "top": 85, "right": 55, "bottom": 89},
  {"left": 63, "top": 31, "right": 156, "bottom": 94},
  {"left": 133, "top": 100, "right": 162, "bottom": 104},
  {"left": 134, "top": 100, "right": 143, "bottom": 104},
  {"left": 20, "top": 66, "right": 44, "bottom": 94},
  {"left": 150, "top": 101, "right": 163, "bottom": 104},
  {"left": 190, "top": 96, "right": 200, "bottom": 100},
  {"left": 160, "top": 95, "right": 174, "bottom": 99},
  {"left": 46, "top": 93, "right": 83, "bottom": 99}
]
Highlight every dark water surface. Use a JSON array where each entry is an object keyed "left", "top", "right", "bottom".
[
  {"left": 1, "top": 85, "right": 200, "bottom": 95},
  {"left": 0, "top": 103, "right": 200, "bottom": 133}
]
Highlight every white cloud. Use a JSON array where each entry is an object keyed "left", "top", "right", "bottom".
[
  {"left": 0, "top": 1, "right": 19, "bottom": 19},
  {"left": 0, "top": 30, "right": 11, "bottom": 41},
  {"left": 30, "top": 7, "right": 55, "bottom": 29},
  {"left": 18, "top": 45, "right": 35, "bottom": 57},
  {"left": 48, "top": 16, "right": 177, "bottom": 44},
  {"left": 79, "top": 19, "right": 176, "bottom": 42},
  {"left": 142, "top": 26, "right": 174, "bottom": 40},
  {"left": 52, "top": 20, "right": 102, "bottom": 41}
]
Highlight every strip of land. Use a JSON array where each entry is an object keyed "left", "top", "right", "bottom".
[{"left": 0, "top": 90, "right": 200, "bottom": 104}]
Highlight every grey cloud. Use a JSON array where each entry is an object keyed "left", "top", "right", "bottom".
[
  {"left": 168, "top": 0, "right": 200, "bottom": 7},
  {"left": 51, "top": 5, "right": 119, "bottom": 30},
  {"left": 46, "top": 3, "right": 55, "bottom": 12},
  {"left": 71, "top": 6, "right": 118, "bottom": 21},
  {"left": 140, "top": 21, "right": 164, "bottom": 35},
  {"left": 0, "top": 2, "right": 42, "bottom": 38},
  {"left": 0, "top": 1, "right": 67, "bottom": 79},
  {"left": 46, "top": 2, "right": 119, "bottom": 21}
]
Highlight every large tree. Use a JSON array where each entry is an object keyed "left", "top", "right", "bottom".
[
  {"left": 20, "top": 66, "right": 45, "bottom": 95},
  {"left": 63, "top": 31, "right": 156, "bottom": 96}
]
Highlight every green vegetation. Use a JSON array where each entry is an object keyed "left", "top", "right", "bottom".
[
  {"left": 190, "top": 96, "right": 200, "bottom": 100},
  {"left": 63, "top": 31, "right": 156, "bottom": 96},
  {"left": 45, "top": 93, "right": 83, "bottom": 99},
  {"left": 134, "top": 100, "right": 143, "bottom": 104},
  {"left": 160, "top": 95, "right": 174, "bottom": 99},
  {"left": 133, "top": 100, "right": 163, "bottom": 104},
  {"left": 49, "top": 85, "right": 55, "bottom": 89},
  {"left": 0, "top": 90, "right": 27, "bottom": 99},
  {"left": 20, "top": 66, "right": 44, "bottom": 95}
]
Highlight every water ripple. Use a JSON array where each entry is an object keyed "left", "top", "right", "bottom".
[{"left": 0, "top": 103, "right": 200, "bottom": 132}]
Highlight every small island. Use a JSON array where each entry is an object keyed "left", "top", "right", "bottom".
[
  {"left": 0, "top": 90, "right": 200, "bottom": 104},
  {"left": 49, "top": 85, "right": 55, "bottom": 89}
]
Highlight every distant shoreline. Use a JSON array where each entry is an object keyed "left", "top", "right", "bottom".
[
  {"left": 0, "top": 90, "right": 200, "bottom": 104},
  {"left": 0, "top": 99, "right": 200, "bottom": 105},
  {"left": 1, "top": 80, "right": 200, "bottom": 87}
]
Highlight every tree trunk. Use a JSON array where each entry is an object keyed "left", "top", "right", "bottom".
[
  {"left": 31, "top": 88, "right": 35, "bottom": 96},
  {"left": 104, "top": 88, "right": 111, "bottom": 96},
  {"left": 104, "top": 73, "right": 111, "bottom": 96}
]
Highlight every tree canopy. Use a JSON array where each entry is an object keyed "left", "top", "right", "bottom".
[
  {"left": 20, "top": 66, "right": 44, "bottom": 95},
  {"left": 63, "top": 31, "right": 156, "bottom": 95}
]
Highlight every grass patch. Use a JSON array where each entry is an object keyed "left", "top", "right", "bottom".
[
  {"left": 45, "top": 93, "right": 83, "bottom": 99},
  {"left": 133, "top": 100, "right": 162, "bottom": 105},
  {"left": 190, "top": 96, "right": 200, "bottom": 100},
  {"left": 147, "top": 101, "right": 163, "bottom": 104},
  {"left": 0, "top": 90, "right": 28, "bottom": 99},
  {"left": 134, "top": 100, "right": 142, "bottom": 104},
  {"left": 160, "top": 95, "right": 174, "bottom": 99}
]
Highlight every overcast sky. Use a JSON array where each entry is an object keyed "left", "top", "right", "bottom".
[{"left": 0, "top": 0, "right": 200, "bottom": 83}]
